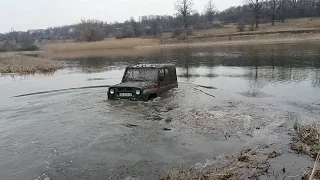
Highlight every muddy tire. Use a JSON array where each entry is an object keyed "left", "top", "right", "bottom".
[{"left": 148, "top": 93, "right": 158, "bottom": 100}]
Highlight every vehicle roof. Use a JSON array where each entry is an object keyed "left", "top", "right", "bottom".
[{"left": 126, "top": 64, "right": 176, "bottom": 69}]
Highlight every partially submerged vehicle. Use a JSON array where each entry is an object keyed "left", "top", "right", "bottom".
[{"left": 108, "top": 64, "right": 178, "bottom": 101}]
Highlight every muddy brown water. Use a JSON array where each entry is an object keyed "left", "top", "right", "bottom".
[{"left": 0, "top": 43, "right": 320, "bottom": 180}]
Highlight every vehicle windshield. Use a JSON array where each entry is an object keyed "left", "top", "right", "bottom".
[{"left": 123, "top": 69, "right": 159, "bottom": 82}]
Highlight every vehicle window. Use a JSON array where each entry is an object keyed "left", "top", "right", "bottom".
[
  {"left": 123, "top": 69, "right": 159, "bottom": 82},
  {"left": 159, "top": 69, "right": 164, "bottom": 77},
  {"left": 165, "top": 69, "right": 170, "bottom": 78}
]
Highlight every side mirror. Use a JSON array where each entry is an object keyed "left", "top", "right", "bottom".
[{"left": 159, "top": 76, "right": 164, "bottom": 81}]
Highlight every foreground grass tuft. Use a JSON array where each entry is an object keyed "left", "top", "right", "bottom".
[
  {"left": 163, "top": 147, "right": 283, "bottom": 180},
  {"left": 291, "top": 121, "right": 320, "bottom": 180},
  {"left": 0, "top": 54, "right": 65, "bottom": 74},
  {"left": 291, "top": 121, "right": 320, "bottom": 159}
]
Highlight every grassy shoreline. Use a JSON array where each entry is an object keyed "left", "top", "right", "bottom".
[
  {"left": 39, "top": 18, "right": 320, "bottom": 58},
  {"left": 0, "top": 54, "right": 65, "bottom": 74},
  {"left": 1, "top": 18, "right": 320, "bottom": 73},
  {"left": 40, "top": 32, "right": 320, "bottom": 58},
  {"left": 1, "top": 31, "right": 319, "bottom": 73}
]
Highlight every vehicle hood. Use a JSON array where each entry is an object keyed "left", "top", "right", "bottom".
[{"left": 113, "top": 81, "right": 157, "bottom": 89}]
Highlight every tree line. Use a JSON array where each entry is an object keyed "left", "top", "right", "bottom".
[
  {"left": 1, "top": 0, "right": 320, "bottom": 47},
  {"left": 219, "top": 0, "right": 320, "bottom": 28}
]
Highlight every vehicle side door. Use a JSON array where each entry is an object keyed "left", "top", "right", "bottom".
[
  {"left": 157, "top": 68, "right": 168, "bottom": 95},
  {"left": 158, "top": 69, "right": 165, "bottom": 87},
  {"left": 163, "top": 68, "right": 172, "bottom": 91}
]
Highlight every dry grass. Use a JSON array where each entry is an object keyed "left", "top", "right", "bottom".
[
  {"left": 41, "top": 38, "right": 160, "bottom": 58},
  {"left": 0, "top": 54, "right": 65, "bottom": 73},
  {"left": 44, "top": 32, "right": 320, "bottom": 59},
  {"left": 308, "top": 152, "right": 320, "bottom": 180},
  {"left": 164, "top": 147, "right": 284, "bottom": 180},
  {"left": 43, "top": 38, "right": 159, "bottom": 52},
  {"left": 291, "top": 121, "right": 320, "bottom": 159},
  {"left": 155, "top": 33, "right": 320, "bottom": 49},
  {"left": 43, "top": 47, "right": 160, "bottom": 59},
  {"left": 160, "top": 17, "right": 320, "bottom": 46},
  {"left": 259, "top": 17, "right": 320, "bottom": 31},
  {"left": 38, "top": 18, "right": 320, "bottom": 59},
  {"left": 192, "top": 17, "right": 320, "bottom": 37}
]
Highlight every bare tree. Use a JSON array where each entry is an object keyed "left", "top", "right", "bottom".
[
  {"left": 130, "top": 17, "right": 139, "bottom": 37},
  {"left": 279, "top": 0, "right": 290, "bottom": 23},
  {"left": 0, "top": 33, "right": 5, "bottom": 42},
  {"left": 248, "top": 0, "right": 264, "bottom": 28},
  {"left": 9, "top": 28, "right": 17, "bottom": 48},
  {"left": 78, "top": 19, "right": 105, "bottom": 42},
  {"left": 18, "top": 32, "right": 34, "bottom": 46},
  {"left": 175, "top": 0, "right": 194, "bottom": 29},
  {"left": 289, "top": 0, "right": 298, "bottom": 7},
  {"left": 237, "top": 19, "right": 246, "bottom": 32},
  {"left": 204, "top": 0, "right": 217, "bottom": 25},
  {"left": 151, "top": 17, "right": 161, "bottom": 37},
  {"left": 314, "top": 0, "right": 320, "bottom": 16},
  {"left": 268, "top": 0, "right": 281, "bottom": 25}
]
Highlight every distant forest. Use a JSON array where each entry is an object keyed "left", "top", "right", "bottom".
[{"left": 1, "top": 0, "right": 320, "bottom": 48}]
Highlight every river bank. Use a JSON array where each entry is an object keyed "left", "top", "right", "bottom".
[{"left": 0, "top": 53, "right": 64, "bottom": 74}]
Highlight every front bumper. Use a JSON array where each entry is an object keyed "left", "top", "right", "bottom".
[
  {"left": 108, "top": 87, "right": 144, "bottom": 101},
  {"left": 108, "top": 94, "right": 142, "bottom": 101}
]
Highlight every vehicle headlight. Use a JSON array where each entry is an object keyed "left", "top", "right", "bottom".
[
  {"left": 110, "top": 89, "right": 115, "bottom": 95},
  {"left": 135, "top": 90, "right": 141, "bottom": 95}
]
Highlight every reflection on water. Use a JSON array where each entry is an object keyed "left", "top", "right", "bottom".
[
  {"left": 1, "top": 43, "right": 320, "bottom": 100},
  {"left": 72, "top": 43, "right": 320, "bottom": 88}
]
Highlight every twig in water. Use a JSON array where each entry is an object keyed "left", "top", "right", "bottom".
[
  {"left": 282, "top": 157, "right": 299, "bottom": 180},
  {"left": 194, "top": 88, "right": 215, "bottom": 98},
  {"left": 298, "top": 170, "right": 308, "bottom": 180},
  {"left": 309, "top": 151, "right": 320, "bottom": 180},
  {"left": 196, "top": 85, "right": 217, "bottom": 89}
]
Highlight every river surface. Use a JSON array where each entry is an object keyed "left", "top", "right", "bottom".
[{"left": 0, "top": 43, "right": 320, "bottom": 180}]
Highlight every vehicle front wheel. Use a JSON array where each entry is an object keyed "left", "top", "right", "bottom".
[{"left": 148, "top": 93, "right": 158, "bottom": 100}]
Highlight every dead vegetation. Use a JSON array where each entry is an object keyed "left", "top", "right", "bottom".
[
  {"left": 43, "top": 38, "right": 159, "bottom": 52},
  {"left": 39, "top": 18, "right": 320, "bottom": 59},
  {"left": 291, "top": 121, "right": 320, "bottom": 179},
  {"left": 159, "top": 32, "right": 320, "bottom": 48},
  {"left": 41, "top": 38, "right": 160, "bottom": 58},
  {"left": 0, "top": 54, "right": 65, "bottom": 74},
  {"left": 303, "top": 152, "right": 320, "bottom": 180},
  {"left": 190, "top": 18, "right": 320, "bottom": 37},
  {"left": 42, "top": 48, "right": 160, "bottom": 59},
  {"left": 160, "top": 18, "right": 320, "bottom": 45},
  {"left": 163, "top": 147, "right": 284, "bottom": 180},
  {"left": 291, "top": 121, "right": 320, "bottom": 159}
]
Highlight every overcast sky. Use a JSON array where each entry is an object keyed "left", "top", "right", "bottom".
[{"left": 0, "top": 0, "right": 243, "bottom": 33}]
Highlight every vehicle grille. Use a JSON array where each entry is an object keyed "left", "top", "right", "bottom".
[{"left": 117, "top": 87, "right": 134, "bottom": 92}]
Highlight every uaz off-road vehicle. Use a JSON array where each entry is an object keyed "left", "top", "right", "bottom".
[{"left": 108, "top": 64, "right": 178, "bottom": 101}]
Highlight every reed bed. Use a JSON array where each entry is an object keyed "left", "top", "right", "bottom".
[
  {"left": 0, "top": 54, "right": 64, "bottom": 73},
  {"left": 42, "top": 38, "right": 159, "bottom": 52}
]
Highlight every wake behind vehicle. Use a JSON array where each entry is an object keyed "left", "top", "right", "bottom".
[{"left": 108, "top": 64, "right": 178, "bottom": 101}]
